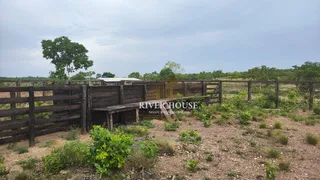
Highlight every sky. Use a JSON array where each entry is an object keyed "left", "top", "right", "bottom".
[{"left": 0, "top": 0, "right": 319, "bottom": 78}]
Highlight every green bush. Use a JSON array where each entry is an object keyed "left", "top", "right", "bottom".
[
  {"left": 238, "top": 111, "right": 252, "bottom": 125},
  {"left": 0, "top": 155, "right": 8, "bottom": 176},
  {"left": 179, "top": 130, "right": 201, "bottom": 144},
  {"left": 89, "top": 126, "right": 133, "bottom": 176},
  {"left": 306, "top": 134, "right": 318, "bottom": 145},
  {"left": 267, "top": 148, "right": 280, "bottom": 159},
  {"left": 176, "top": 111, "right": 185, "bottom": 121},
  {"left": 43, "top": 141, "right": 89, "bottom": 173},
  {"left": 17, "top": 158, "right": 40, "bottom": 170},
  {"left": 228, "top": 91, "right": 248, "bottom": 110},
  {"left": 259, "top": 122, "right": 267, "bottom": 129},
  {"left": 124, "top": 149, "right": 157, "bottom": 171},
  {"left": 221, "top": 112, "right": 232, "bottom": 120},
  {"left": 13, "top": 147, "right": 28, "bottom": 154},
  {"left": 118, "top": 125, "right": 149, "bottom": 136},
  {"left": 273, "top": 121, "right": 282, "bottom": 129},
  {"left": 139, "top": 140, "right": 158, "bottom": 158},
  {"left": 66, "top": 128, "right": 79, "bottom": 141},
  {"left": 305, "top": 116, "right": 317, "bottom": 125},
  {"left": 164, "top": 121, "right": 180, "bottom": 131},
  {"left": 138, "top": 120, "right": 154, "bottom": 128},
  {"left": 313, "top": 107, "right": 320, "bottom": 115},
  {"left": 215, "top": 104, "right": 232, "bottom": 112},
  {"left": 278, "top": 135, "right": 289, "bottom": 145},
  {"left": 266, "top": 162, "right": 276, "bottom": 180},
  {"left": 278, "top": 161, "right": 290, "bottom": 171},
  {"left": 186, "top": 159, "right": 199, "bottom": 172},
  {"left": 203, "top": 120, "right": 212, "bottom": 127}
]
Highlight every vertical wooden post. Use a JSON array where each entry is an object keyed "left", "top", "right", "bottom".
[
  {"left": 81, "top": 85, "right": 87, "bottom": 133},
  {"left": 42, "top": 81, "right": 46, "bottom": 97},
  {"left": 183, "top": 82, "right": 187, "bottom": 97},
  {"left": 163, "top": 82, "right": 167, "bottom": 98},
  {"left": 275, "top": 80, "right": 279, "bottom": 109},
  {"left": 309, "top": 82, "right": 315, "bottom": 111},
  {"left": 87, "top": 87, "right": 92, "bottom": 131},
  {"left": 10, "top": 91, "right": 16, "bottom": 120},
  {"left": 16, "top": 81, "right": 21, "bottom": 98},
  {"left": 201, "top": 81, "right": 206, "bottom": 96},
  {"left": 136, "top": 108, "right": 140, "bottom": 123},
  {"left": 119, "top": 85, "right": 124, "bottom": 104},
  {"left": 218, "top": 81, "right": 223, "bottom": 104},
  {"left": 247, "top": 80, "right": 252, "bottom": 101},
  {"left": 143, "top": 84, "right": 147, "bottom": 101},
  {"left": 28, "top": 87, "right": 35, "bottom": 147},
  {"left": 109, "top": 113, "right": 114, "bottom": 131}
]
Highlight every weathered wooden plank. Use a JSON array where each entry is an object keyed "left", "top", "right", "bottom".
[
  {"left": 0, "top": 119, "right": 29, "bottom": 131},
  {"left": 0, "top": 108, "right": 29, "bottom": 118},
  {"left": 34, "top": 85, "right": 81, "bottom": 91},
  {"left": 0, "top": 87, "right": 29, "bottom": 92},
  {"left": 91, "top": 91, "right": 118, "bottom": 98},
  {"left": 28, "top": 87, "right": 36, "bottom": 146},
  {"left": 35, "top": 114, "right": 80, "bottom": 125},
  {"left": 0, "top": 128, "right": 28, "bottom": 137},
  {"left": 0, "top": 97, "right": 29, "bottom": 104},
  {"left": 34, "top": 104, "right": 81, "bottom": 113},
  {"left": 81, "top": 85, "right": 87, "bottom": 133},
  {"left": 34, "top": 94, "right": 81, "bottom": 101},
  {"left": 0, "top": 134, "right": 28, "bottom": 144}
]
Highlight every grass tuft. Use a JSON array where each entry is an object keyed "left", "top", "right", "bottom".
[
  {"left": 267, "top": 148, "right": 280, "bottom": 159},
  {"left": 306, "top": 134, "right": 318, "bottom": 145}
]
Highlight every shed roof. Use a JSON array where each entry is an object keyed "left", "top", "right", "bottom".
[{"left": 98, "top": 78, "right": 141, "bottom": 82}]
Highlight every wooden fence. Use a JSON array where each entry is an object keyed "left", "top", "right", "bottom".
[{"left": 0, "top": 80, "right": 319, "bottom": 146}]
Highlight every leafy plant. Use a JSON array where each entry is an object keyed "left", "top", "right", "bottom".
[
  {"left": 66, "top": 128, "right": 79, "bottom": 140},
  {"left": 138, "top": 120, "right": 154, "bottom": 128},
  {"left": 267, "top": 148, "right": 280, "bottom": 159},
  {"left": 164, "top": 121, "right": 180, "bottom": 131},
  {"left": 278, "top": 135, "right": 289, "bottom": 145},
  {"left": 305, "top": 116, "right": 317, "bottom": 125},
  {"left": 186, "top": 159, "right": 199, "bottom": 172},
  {"left": 215, "top": 104, "right": 232, "bottom": 112},
  {"left": 273, "top": 121, "right": 282, "bottom": 129},
  {"left": 17, "top": 158, "right": 40, "bottom": 170},
  {"left": 266, "top": 162, "right": 276, "bottom": 180},
  {"left": 259, "top": 122, "right": 267, "bottom": 129},
  {"left": 306, "top": 134, "right": 318, "bottom": 145},
  {"left": 205, "top": 153, "right": 213, "bottom": 162},
  {"left": 313, "top": 107, "right": 320, "bottom": 115},
  {"left": 139, "top": 140, "right": 158, "bottom": 158},
  {"left": 43, "top": 141, "right": 89, "bottom": 173},
  {"left": 179, "top": 130, "right": 201, "bottom": 144},
  {"left": 221, "top": 112, "right": 232, "bottom": 120},
  {"left": 0, "top": 155, "right": 8, "bottom": 176},
  {"left": 278, "top": 161, "right": 291, "bottom": 171},
  {"left": 238, "top": 111, "right": 252, "bottom": 125},
  {"left": 203, "top": 120, "right": 212, "bottom": 127},
  {"left": 88, "top": 126, "right": 133, "bottom": 176},
  {"left": 118, "top": 125, "right": 149, "bottom": 136},
  {"left": 10, "top": 147, "right": 28, "bottom": 154}
]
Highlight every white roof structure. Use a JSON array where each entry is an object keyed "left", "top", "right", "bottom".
[{"left": 98, "top": 78, "right": 141, "bottom": 82}]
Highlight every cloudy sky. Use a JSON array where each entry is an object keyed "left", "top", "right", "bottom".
[{"left": 0, "top": 0, "right": 319, "bottom": 77}]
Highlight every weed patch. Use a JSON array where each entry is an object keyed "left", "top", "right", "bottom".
[
  {"left": 179, "top": 130, "right": 201, "bottom": 144},
  {"left": 164, "top": 121, "right": 180, "bottom": 131}
]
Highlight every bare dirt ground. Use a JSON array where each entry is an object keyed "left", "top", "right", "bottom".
[{"left": 0, "top": 115, "right": 319, "bottom": 180}]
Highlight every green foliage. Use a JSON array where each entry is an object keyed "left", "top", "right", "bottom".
[
  {"left": 266, "top": 162, "right": 277, "bottom": 180},
  {"left": 17, "top": 158, "right": 40, "bottom": 170},
  {"left": 193, "top": 104, "right": 213, "bottom": 121},
  {"left": 238, "top": 111, "right": 252, "bottom": 125},
  {"left": 313, "top": 107, "right": 320, "bottom": 115},
  {"left": 306, "top": 134, "right": 318, "bottom": 145},
  {"left": 254, "top": 88, "right": 276, "bottom": 109},
  {"left": 278, "top": 161, "right": 291, "bottom": 171},
  {"left": 203, "top": 120, "right": 212, "bottom": 127},
  {"left": 175, "top": 111, "right": 185, "bottom": 121},
  {"left": 118, "top": 125, "right": 149, "bottom": 136},
  {"left": 278, "top": 135, "right": 289, "bottom": 145},
  {"left": 66, "top": 128, "right": 79, "bottom": 140},
  {"left": 43, "top": 141, "right": 89, "bottom": 173},
  {"left": 288, "top": 114, "right": 305, "bottom": 122},
  {"left": 128, "top": 72, "right": 142, "bottom": 79},
  {"left": 179, "top": 130, "right": 202, "bottom": 144},
  {"left": 186, "top": 159, "right": 199, "bottom": 172},
  {"left": 139, "top": 140, "right": 158, "bottom": 158},
  {"left": 205, "top": 153, "right": 213, "bottom": 162},
  {"left": 228, "top": 91, "right": 248, "bottom": 110},
  {"left": 0, "top": 155, "right": 8, "bottom": 176},
  {"left": 159, "top": 68, "right": 176, "bottom": 80},
  {"left": 102, "top": 72, "right": 115, "bottom": 78},
  {"left": 273, "top": 121, "right": 282, "bottom": 129},
  {"left": 124, "top": 150, "right": 157, "bottom": 171},
  {"left": 40, "top": 140, "right": 56, "bottom": 148},
  {"left": 305, "top": 116, "right": 318, "bottom": 125},
  {"left": 9, "top": 146, "right": 29, "bottom": 154},
  {"left": 215, "top": 104, "right": 232, "bottom": 112},
  {"left": 89, "top": 126, "right": 133, "bottom": 176},
  {"left": 138, "top": 120, "right": 154, "bottom": 128},
  {"left": 259, "top": 122, "right": 267, "bottom": 129},
  {"left": 267, "top": 148, "right": 280, "bottom": 159},
  {"left": 41, "top": 36, "right": 93, "bottom": 80},
  {"left": 221, "top": 112, "right": 232, "bottom": 120},
  {"left": 164, "top": 121, "right": 180, "bottom": 131}
]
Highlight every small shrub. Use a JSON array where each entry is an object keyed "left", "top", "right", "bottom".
[
  {"left": 306, "top": 134, "right": 318, "bottom": 145},
  {"left": 227, "top": 171, "right": 242, "bottom": 177},
  {"left": 13, "top": 147, "right": 28, "bottom": 154},
  {"left": 40, "top": 140, "right": 56, "bottom": 148},
  {"left": 215, "top": 104, "right": 232, "bottom": 112},
  {"left": 89, "top": 126, "right": 133, "bottom": 176},
  {"left": 179, "top": 130, "right": 202, "bottom": 144},
  {"left": 278, "top": 161, "right": 290, "bottom": 171},
  {"left": 266, "top": 162, "right": 276, "bottom": 180},
  {"left": 259, "top": 122, "right": 267, "bottom": 129},
  {"left": 267, "top": 148, "right": 280, "bottom": 159},
  {"left": 138, "top": 120, "right": 154, "bottom": 128},
  {"left": 154, "top": 138, "right": 175, "bottom": 156},
  {"left": 221, "top": 112, "right": 232, "bottom": 120},
  {"left": 216, "top": 118, "right": 227, "bottom": 125},
  {"left": 0, "top": 155, "right": 8, "bottom": 176},
  {"left": 205, "top": 153, "right": 213, "bottom": 162},
  {"left": 124, "top": 150, "right": 157, "bottom": 171},
  {"left": 119, "top": 125, "right": 149, "bottom": 136},
  {"left": 238, "top": 111, "right": 252, "bottom": 125},
  {"left": 17, "top": 158, "right": 40, "bottom": 170},
  {"left": 176, "top": 111, "right": 185, "bottom": 121},
  {"left": 66, "top": 128, "right": 79, "bottom": 140},
  {"left": 305, "top": 116, "right": 317, "bottom": 126},
  {"left": 164, "top": 121, "right": 180, "bottom": 131},
  {"left": 278, "top": 135, "right": 289, "bottom": 145},
  {"left": 203, "top": 120, "right": 212, "bottom": 127},
  {"left": 313, "top": 107, "right": 320, "bottom": 115},
  {"left": 186, "top": 159, "right": 198, "bottom": 172},
  {"left": 14, "top": 172, "right": 30, "bottom": 180},
  {"left": 43, "top": 141, "right": 89, "bottom": 173},
  {"left": 139, "top": 140, "right": 158, "bottom": 158},
  {"left": 273, "top": 122, "right": 282, "bottom": 129},
  {"left": 249, "top": 141, "right": 257, "bottom": 147}
]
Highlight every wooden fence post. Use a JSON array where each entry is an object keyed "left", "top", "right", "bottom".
[
  {"left": 42, "top": 81, "right": 46, "bottom": 97},
  {"left": 28, "top": 87, "right": 35, "bottom": 147},
  {"left": 309, "top": 82, "right": 315, "bottom": 111},
  {"left": 248, "top": 80, "right": 252, "bottom": 101},
  {"left": 87, "top": 87, "right": 92, "bottom": 131},
  {"left": 81, "top": 85, "right": 87, "bottom": 133},
  {"left": 10, "top": 91, "right": 16, "bottom": 120},
  {"left": 16, "top": 80, "right": 21, "bottom": 98},
  {"left": 275, "top": 80, "right": 279, "bottom": 109},
  {"left": 119, "top": 85, "right": 124, "bottom": 104},
  {"left": 218, "top": 81, "right": 223, "bottom": 104},
  {"left": 183, "top": 82, "right": 187, "bottom": 97},
  {"left": 143, "top": 84, "right": 147, "bottom": 101},
  {"left": 201, "top": 81, "right": 206, "bottom": 96}
]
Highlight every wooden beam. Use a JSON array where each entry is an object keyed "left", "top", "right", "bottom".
[
  {"left": 10, "top": 91, "right": 16, "bottom": 120},
  {"left": 119, "top": 85, "right": 124, "bottom": 104},
  {"left": 136, "top": 108, "right": 140, "bottom": 123},
  {"left": 28, "top": 87, "right": 35, "bottom": 147},
  {"left": 81, "top": 85, "right": 87, "bottom": 133},
  {"left": 87, "top": 87, "right": 92, "bottom": 131}
]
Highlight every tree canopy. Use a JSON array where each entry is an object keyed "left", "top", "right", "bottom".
[
  {"left": 128, "top": 72, "right": 142, "bottom": 79},
  {"left": 102, "top": 72, "right": 115, "bottom": 78},
  {"left": 41, "top": 36, "right": 93, "bottom": 80}
]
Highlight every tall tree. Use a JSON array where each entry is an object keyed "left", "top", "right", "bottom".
[
  {"left": 128, "top": 72, "right": 142, "bottom": 79},
  {"left": 159, "top": 68, "right": 176, "bottom": 80},
  {"left": 41, "top": 36, "right": 93, "bottom": 80},
  {"left": 102, "top": 72, "right": 115, "bottom": 78},
  {"left": 163, "top": 61, "right": 184, "bottom": 74}
]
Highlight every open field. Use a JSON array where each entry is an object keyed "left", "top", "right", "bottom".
[{"left": 0, "top": 107, "right": 319, "bottom": 180}]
